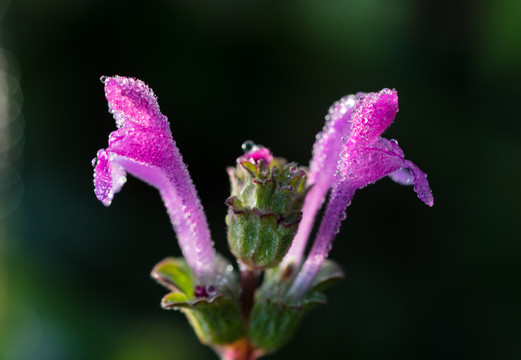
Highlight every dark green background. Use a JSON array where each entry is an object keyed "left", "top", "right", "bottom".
[{"left": 1, "top": 0, "right": 520, "bottom": 359}]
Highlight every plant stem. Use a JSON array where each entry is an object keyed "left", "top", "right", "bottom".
[
  {"left": 217, "top": 264, "right": 261, "bottom": 360},
  {"left": 216, "top": 338, "right": 262, "bottom": 360},
  {"left": 239, "top": 263, "right": 259, "bottom": 323}
]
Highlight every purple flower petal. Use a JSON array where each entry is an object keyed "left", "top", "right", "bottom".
[
  {"left": 400, "top": 159, "right": 434, "bottom": 207},
  {"left": 104, "top": 76, "right": 165, "bottom": 128},
  {"left": 344, "top": 89, "right": 398, "bottom": 152},
  {"left": 93, "top": 148, "right": 126, "bottom": 206},
  {"left": 93, "top": 76, "right": 215, "bottom": 281},
  {"left": 389, "top": 167, "right": 414, "bottom": 185},
  {"left": 342, "top": 138, "right": 433, "bottom": 206}
]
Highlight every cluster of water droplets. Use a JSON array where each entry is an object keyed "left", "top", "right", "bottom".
[{"left": 211, "top": 262, "right": 236, "bottom": 295}]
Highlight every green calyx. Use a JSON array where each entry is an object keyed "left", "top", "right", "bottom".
[
  {"left": 248, "top": 259, "right": 344, "bottom": 352},
  {"left": 226, "top": 150, "right": 309, "bottom": 270},
  {"left": 150, "top": 257, "right": 344, "bottom": 355},
  {"left": 151, "top": 256, "right": 244, "bottom": 345},
  {"left": 248, "top": 292, "right": 325, "bottom": 352}
]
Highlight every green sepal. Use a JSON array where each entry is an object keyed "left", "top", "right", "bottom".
[
  {"left": 261, "top": 259, "right": 345, "bottom": 293},
  {"left": 229, "top": 157, "right": 308, "bottom": 215},
  {"left": 161, "top": 293, "right": 245, "bottom": 345},
  {"left": 151, "top": 256, "right": 244, "bottom": 346},
  {"left": 308, "top": 259, "right": 344, "bottom": 293},
  {"left": 248, "top": 292, "right": 326, "bottom": 352},
  {"left": 226, "top": 202, "right": 299, "bottom": 269},
  {"left": 247, "top": 259, "right": 344, "bottom": 352},
  {"left": 240, "top": 160, "right": 258, "bottom": 175},
  {"left": 162, "top": 291, "right": 190, "bottom": 305}
]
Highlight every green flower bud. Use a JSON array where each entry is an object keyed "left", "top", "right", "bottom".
[{"left": 226, "top": 142, "right": 308, "bottom": 270}]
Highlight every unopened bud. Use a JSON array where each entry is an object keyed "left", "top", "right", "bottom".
[{"left": 226, "top": 142, "right": 308, "bottom": 269}]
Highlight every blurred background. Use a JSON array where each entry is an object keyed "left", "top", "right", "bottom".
[{"left": 1, "top": 0, "right": 520, "bottom": 359}]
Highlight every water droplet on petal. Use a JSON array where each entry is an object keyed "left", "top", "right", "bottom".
[{"left": 100, "top": 75, "right": 107, "bottom": 83}]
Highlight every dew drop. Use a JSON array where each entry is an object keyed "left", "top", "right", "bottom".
[
  {"left": 91, "top": 157, "right": 97, "bottom": 167},
  {"left": 100, "top": 75, "right": 107, "bottom": 84},
  {"left": 241, "top": 140, "right": 257, "bottom": 153},
  {"left": 96, "top": 149, "right": 107, "bottom": 159}
]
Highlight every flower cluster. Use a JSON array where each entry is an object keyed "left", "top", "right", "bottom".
[{"left": 92, "top": 76, "right": 433, "bottom": 360}]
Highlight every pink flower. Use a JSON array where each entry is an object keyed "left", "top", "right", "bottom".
[
  {"left": 289, "top": 89, "right": 433, "bottom": 296},
  {"left": 92, "top": 76, "right": 215, "bottom": 282}
]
